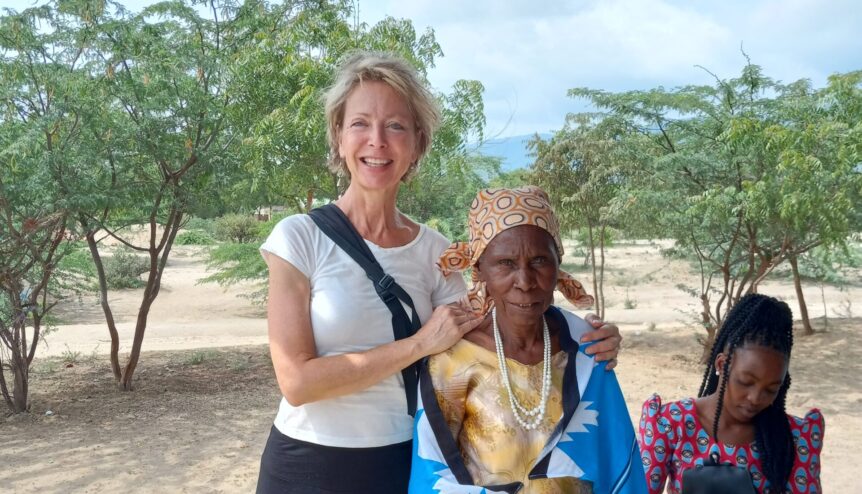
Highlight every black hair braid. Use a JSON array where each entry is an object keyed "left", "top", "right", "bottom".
[
  {"left": 755, "top": 376, "right": 794, "bottom": 494},
  {"left": 696, "top": 293, "right": 795, "bottom": 493},
  {"left": 754, "top": 315, "right": 796, "bottom": 493},
  {"left": 710, "top": 320, "right": 752, "bottom": 441}
]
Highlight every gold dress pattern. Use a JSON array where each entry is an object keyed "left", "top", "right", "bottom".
[{"left": 428, "top": 339, "right": 592, "bottom": 494}]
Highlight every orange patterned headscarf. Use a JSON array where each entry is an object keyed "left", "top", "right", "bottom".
[{"left": 438, "top": 186, "right": 594, "bottom": 314}]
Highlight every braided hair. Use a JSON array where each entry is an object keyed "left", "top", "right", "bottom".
[{"left": 697, "top": 293, "right": 795, "bottom": 493}]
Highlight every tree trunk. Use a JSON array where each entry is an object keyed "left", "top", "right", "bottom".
[
  {"left": 305, "top": 189, "right": 314, "bottom": 212},
  {"left": 598, "top": 225, "right": 606, "bottom": 320},
  {"left": 85, "top": 230, "right": 123, "bottom": 381},
  {"left": 120, "top": 299, "right": 154, "bottom": 391},
  {"left": 0, "top": 355, "right": 15, "bottom": 412},
  {"left": 789, "top": 254, "right": 813, "bottom": 335},
  {"left": 700, "top": 294, "right": 716, "bottom": 364},
  {"left": 12, "top": 351, "right": 28, "bottom": 412},
  {"left": 587, "top": 224, "right": 600, "bottom": 316},
  {"left": 119, "top": 212, "right": 182, "bottom": 390}
]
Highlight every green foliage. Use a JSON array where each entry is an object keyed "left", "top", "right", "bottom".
[
  {"left": 214, "top": 214, "right": 260, "bottom": 243},
  {"left": 797, "top": 244, "right": 862, "bottom": 285},
  {"left": 0, "top": 0, "right": 277, "bottom": 388},
  {"left": 0, "top": 0, "right": 495, "bottom": 392},
  {"left": 489, "top": 168, "right": 534, "bottom": 188},
  {"left": 569, "top": 62, "right": 862, "bottom": 335},
  {"left": 54, "top": 245, "right": 97, "bottom": 291},
  {"left": 184, "top": 217, "right": 218, "bottom": 235},
  {"left": 573, "top": 227, "right": 615, "bottom": 250},
  {"left": 400, "top": 153, "right": 500, "bottom": 242},
  {"left": 175, "top": 230, "right": 216, "bottom": 245},
  {"left": 202, "top": 242, "right": 268, "bottom": 302},
  {"left": 105, "top": 249, "right": 149, "bottom": 289},
  {"left": 201, "top": 214, "right": 289, "bottom": 303}
]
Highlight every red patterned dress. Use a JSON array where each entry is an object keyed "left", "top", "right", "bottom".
[{"left": 638, "top": 395, "right": 823, "bottom": 494}]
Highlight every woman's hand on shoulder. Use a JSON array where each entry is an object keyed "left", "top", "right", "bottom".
[
  {"left": 414, "top": 303, "right": 484, "bottom": 357},
  {"left": 580, "top": 313, "right": 622, "bottom": 370}
]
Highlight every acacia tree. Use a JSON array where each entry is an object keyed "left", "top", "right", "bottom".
[
  {"left": 767, "top": 72, "right": 862, "bottom": 333},
  {"left": 69, "top": 0, "right": 265, "bottom": 390},
  {"left": 0, "top": 2, "right": 102, "bottom": 412},
  {"left": 572, "top": 63, "right": 861, "bottom": 359},
  {"left": 0, "top": 0, "right": 257, "bottom": 390}
]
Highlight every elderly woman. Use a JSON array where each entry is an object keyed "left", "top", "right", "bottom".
[
  {"left": 410, "top": 187, "right": 646, "bottom": 494},
  {"left": 257, "top": 53, "right": 623, "bottom": 494}
]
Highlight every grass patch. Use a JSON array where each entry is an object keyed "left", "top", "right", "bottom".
[
  {"left": 182, "top": 349, "right": 221, "bottom": 366},
  {"left": 61, "top": 345, "right": 82, "bottom": 366}
]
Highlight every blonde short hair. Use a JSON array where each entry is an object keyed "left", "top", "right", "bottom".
[{"left": 324, "top": 51, "right": 440, "bottom": 180}]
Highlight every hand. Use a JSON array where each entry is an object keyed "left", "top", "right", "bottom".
[
  {"left": 414, "top": 304, "right": 484, "bottom": 357},
  {"left": 580, "top": 313, "right": 622, "bottom": 370}
]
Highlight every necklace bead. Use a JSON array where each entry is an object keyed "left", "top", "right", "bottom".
[{"left": 492, "top": 307, "right": 552, "bottom": 431}]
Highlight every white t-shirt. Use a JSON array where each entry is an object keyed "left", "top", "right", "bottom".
[{"left": 260, "top": 214, "right": 467, "bottom": 447}]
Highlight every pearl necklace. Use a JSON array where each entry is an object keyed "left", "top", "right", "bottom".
[{"left": 492, "top": 307, "right": 552, "bottom": 431}]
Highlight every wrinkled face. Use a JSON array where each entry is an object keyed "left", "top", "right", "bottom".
[
  {"left": 338, "top": 81, "right": 419, "bottom": 193},
  {"left": 476, "top": 225, "right": 559, "bottom": 327},
  {"left": 717, "top": 344, "right": 788, "bottom": 423}
]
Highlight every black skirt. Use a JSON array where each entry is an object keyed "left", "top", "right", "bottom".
[{"left": 256, "top": 425, "right": 412, "bottom": 494}]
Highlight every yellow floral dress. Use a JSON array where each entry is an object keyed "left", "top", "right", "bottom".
[{"left": 428, "top": 339, "right": 592, "bottom": 494}]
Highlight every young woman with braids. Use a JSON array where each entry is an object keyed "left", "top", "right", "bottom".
[{"left": 638, "top": 294, "right": 824, "bottom": 494}]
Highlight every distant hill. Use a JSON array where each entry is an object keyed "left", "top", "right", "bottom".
[{"left": 475, "top": 133, "right": 552, "bottom": 172}]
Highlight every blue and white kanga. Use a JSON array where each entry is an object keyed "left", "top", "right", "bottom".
[{"left": 408, "top": 306, "right": 648, "bottom": 494}]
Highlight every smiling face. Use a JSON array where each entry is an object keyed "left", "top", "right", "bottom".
[
  {"left": 475, "top": 225, "right": 559, "bottom": 328},
  {"left": 716, "top": 344, "right": 788, "bottom": 424},
  {"left": 338, "top": 80, "right": 419, "bottom": 194}
]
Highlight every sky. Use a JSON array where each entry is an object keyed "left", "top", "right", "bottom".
[
  {"left": 355, "top": 0, "right": 861, "bottom": 138},
  {"left": 4, "top": 0, "right": 860, "bottom": 138}
]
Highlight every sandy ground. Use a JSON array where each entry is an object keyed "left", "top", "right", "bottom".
[{"left": 3, "top": 242, "right": 860, "bottom": 493}]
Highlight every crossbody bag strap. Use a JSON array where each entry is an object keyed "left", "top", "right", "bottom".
[{"left": 308, "top": 203, "right": 422, "bottom": 416}]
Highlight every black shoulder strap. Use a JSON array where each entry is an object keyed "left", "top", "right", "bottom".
[{"left": 308, "top": 203, "right": 422, "bottom": 416}]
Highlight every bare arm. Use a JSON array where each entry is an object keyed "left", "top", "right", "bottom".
[{"left": 265, "top": 253, "right": 482, "bottom": 406}]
